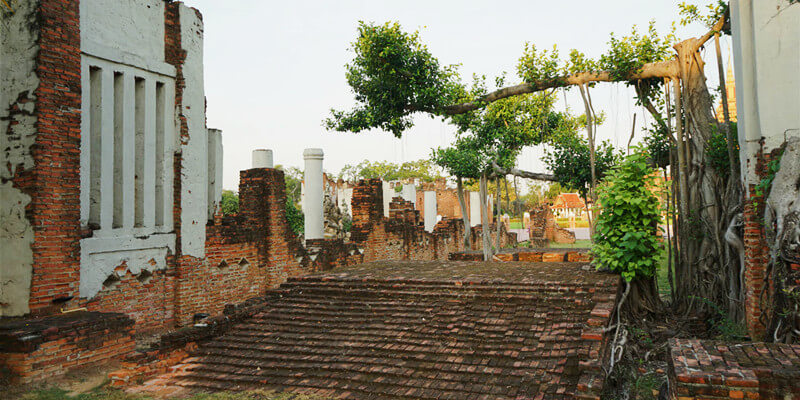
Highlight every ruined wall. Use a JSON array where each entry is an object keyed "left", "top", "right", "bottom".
[
  {"left": 0, "top": 0, "right": 39, "bottom": 316},
  {"left": 731, "top": 0, "right": 800, "bottom": 338}
]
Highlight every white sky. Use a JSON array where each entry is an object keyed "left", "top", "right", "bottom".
[{"left": 183, "top": 0, "right": 731, "bottom": 191}]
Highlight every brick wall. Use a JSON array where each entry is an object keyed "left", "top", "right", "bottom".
[
  {"left": 742, "top": 148, "right": 779, "bottom": 340},
  {"left": 18, "top": 0, "right": 83, "bottom": 313},
  {"left": 0, "top": 312, "right": 135, "bottom": 384}
]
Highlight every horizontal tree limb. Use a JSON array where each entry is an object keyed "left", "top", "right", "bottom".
[{"left": 491, "top": 161, "right": 556, "bottom": 182}]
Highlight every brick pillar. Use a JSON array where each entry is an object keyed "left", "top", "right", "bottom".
[
  {"left": 350, "top": 179, "right": 383, "bottom": 243},
  {"left": 21, "top": 0, "right": 83, "bottom": 313},
  {"left": 743, "top": 184, "right": 770, "bottom": 339}
]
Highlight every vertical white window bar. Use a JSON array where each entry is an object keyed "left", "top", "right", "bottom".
[
  {"left": 155, "top": 82, "right": 165, "bottom": 227},
  {"left": 143, "top": 79, "right": 157, "bottom": 229},
  {"left": 134, "top": 77, "right": 145, "bottom": 228},
  {"left": 99, "top": 68, "right": 115, "bottom": 232},
  {"left": 112, "top": 72, "right": 124, "bottom": 228},
  {"left": 88, "top": 67, "right": 102, "bottom": 228}
]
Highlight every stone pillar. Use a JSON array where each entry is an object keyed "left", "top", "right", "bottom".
[
  {"left": 303, "top": 148, "right": 324, "bottom": 240},
  {"left": 252, "top": 149, "right": 273, "bottom": 168},
  {"left": 207, "top": 129, "right": 223, "bottom": 220},
  {"left": 523, "top": 212, "right": 531, "bottom": 229},
  {"left": 382, "top": 181, "right": 393, "bottom": 217},
  {"left": 402, "top": 184, "right": 416, "bottom": 205},
  {"left": 469, "top": 191, "right": 481, "bottom": 227},
  {"left": 424, "top": 191, "right": 437, "bottom": 232}
]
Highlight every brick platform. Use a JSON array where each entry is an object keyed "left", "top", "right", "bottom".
[
  {"left": 449, "top": 248, "right": 593, "bottom": 263},
  {"left": 132, "top": 261, "right": 619, "bottom": 399},
  {"left": 668, "top": 338, "right": 800, "bottom": 399},
  {"left": 0, "top": 311, "right": 135, "bottom": 384}
]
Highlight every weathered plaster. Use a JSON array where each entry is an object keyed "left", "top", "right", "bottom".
[
  {"left": 423, "top": 191, "right": 437, "bottom": 232},
  {"left": 303, "top": 148, "right": 324, "bottom": 240},
  {"left": 731, "top": 0, "right": 800, "bottom": 188},
  {"left": 79, "top": 234, "right": 175, "bottom": 298},
  {"left": 207, "top": 128, "right": 223, "bottom": 219},
  {"left": 179, "top": 4, "right": 208, "bottom": 257},
  {"left": 80, "top": 0, "right": 166, "bottom": 69},
  {"left": 0, "top": 0, "right": 39, "bottom": 317}
]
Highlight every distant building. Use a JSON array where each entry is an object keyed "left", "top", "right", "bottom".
[{"left": 715, "top": 60, "right": 738, "bottom": 123}]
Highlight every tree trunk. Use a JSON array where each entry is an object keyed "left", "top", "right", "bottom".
[
  {"left": 479, "top": 174, "right": 492, "bottom": 261},
  {"left": 495, "top": 177, "right": 502, "bottom": 250},
  {"left": 456, "top": 176, "right": 471, "bottom": 248}
]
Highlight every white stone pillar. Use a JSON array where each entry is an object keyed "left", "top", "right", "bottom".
[
  {"left": 382, "top": 181, "right": 393, "bottom": 217},
  {"left": 207, "top": 129, "right": 223, "bottom": 220},
  {"left": 303, "top": 148, "right": 324, "bottom": 240},
  {"left": 469, "top": 191, "right": 481, "bottom": 227},
  {"left": 252, "top": 149, "right": 273, "bottom": 168},
  {"left": 424, "top": 191, "right": 437, "bottom": 232},
  {"left": 401, "top": 184, "right": 416, "bottom": 205}
]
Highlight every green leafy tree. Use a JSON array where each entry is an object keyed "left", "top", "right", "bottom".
[
  {"left": 338, "top": 159, "right": 444, "bottom": 182},
  {"left": 593, "top": 148, "right": 663, "bottom": 316},
  {"left": 542, "top": 129, "right": 619, "bottom": 235},
  {"left": 285, "top": 199, "right": 304, "bottom": 236},
  {"left": 220, "top": 190, "right": 239, "bottom": 215}
]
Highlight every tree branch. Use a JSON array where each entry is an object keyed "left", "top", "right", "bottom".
[
  {"left": 491, "top": 161, "right": 556, "bottom": 181},
  {"left": 442, "top": 60, "right": 680, "bottom": 115}
]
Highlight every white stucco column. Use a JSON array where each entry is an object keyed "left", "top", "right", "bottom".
[
  {"left": 401, "top": 184, "right": 416, "bottom": 204},
  {"left": 382, "top": 181, "right": 393, "bottom": 217},
  {"left": 303, "top": 148, "right": 324, "bottom": 240},
  {"left": 424, "top": 191, "right": 437, "bottom": 232},
  {"left": 252, "top": 149, "right": 273, "bottom": 169},
  {"left": 469, "top": 191, "right": 481, "bottom": 227}
]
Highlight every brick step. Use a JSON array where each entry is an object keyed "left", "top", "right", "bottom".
[
  {"left": 191, "top": 351, "right": 542, "bottom": 385},
  {"left": 271, "top": 287, "right": 598, "bottom": 304},
  {"left": 170, "top": 369, "right": 498, "bottom": 400},
  {"left": 176, "top": 362, "right": 545, "bottom": 399},
  {"left": 282, "top": 278, "right": 601, "bottom": 293},
  {"left": 199, "top": 337, "right": 585, "bottom": 368},
  {"left": 253, "top": 298, "right": 593, "bottom": 320},
  {"left": 238, "top": 314, "right": 586, "bottom": 341}
]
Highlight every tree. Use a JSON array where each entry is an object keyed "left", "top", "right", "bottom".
[
  {"left": 431, "top": 137, "right": 483, "bottom": 249},
  {"left": 338, "top": 159, "right": 444, "bottom": 182},
  {"left": 543, "top": 130, "right": 619, "bottom": 236},
  {"left": 221, "top": 190, "right": 239, "bottom": 215},
  {"left": 326, "top": 8, "right": 745, "bottom": 321},
  {"left": 593, "top": 148, "right": 664, "bottom": 317}
]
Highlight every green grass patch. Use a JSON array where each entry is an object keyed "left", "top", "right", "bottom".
[
  {"left": 508, "top": 221, "right": 523, "bottom": 229},
  {"left": 548, "top": 239, "right": 593, "bottom": 249}
]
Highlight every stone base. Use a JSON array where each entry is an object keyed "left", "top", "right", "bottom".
[
  {"left": 668, "top": 338, "right": 800, "bottom": 399},
  {"left": 0, "top": 311, "right": 135, "bottom": 385}
]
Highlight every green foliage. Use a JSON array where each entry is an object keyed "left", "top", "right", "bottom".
[
  {"left": 324, "top": 21, "right": 464, "bottom": 137},
  {"left": 705, "top": 122, "right": 739, "bottom": 180},
  {"left": 285, "top": 199, "right": 304, "bottom": 236},
  {"left": 642, "top": 122, "right": 674, "bottom": 169},
  {"left": 592, "top": 148, "right": 662, "bottom": 282},
  {"left": 338, "top": 159, "right": 443, "bottom": 182},
  {"left": 276, "top": 165, "right": 303, "bottom": 204},
  {"left": 221, "top": 190, "right": 239, "bottom": 215},
  {"left": 542, "top": 130, "right": 619, "bottom": 199},
  {"left": 517, "top": 44, "right": 564, "bottom": 84},
  {"left": 690, "top": 296, "right": 748, "bottom": 341},
  {"left": 598, "top": 21, "right": 676, "bottom": 82},
  {"left": 431, "top": 136, "right": 485, "bottom": 179},
  {"left": 753, "top": 151, "right": 783, "bottom": 209},
  {"left": 678, "top": 1, "right": 727, "bottom": 29}
]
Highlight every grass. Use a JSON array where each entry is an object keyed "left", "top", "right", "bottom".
[
  {"left": 547, "top": 239, "right": 592, "bottom": 249},
  {"left": 508, "top": 221, "right": 523, "bottom": 229}
]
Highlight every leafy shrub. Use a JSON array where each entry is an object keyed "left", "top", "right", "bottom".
[
  {"left": 221, "top": 190, "right": 239, "bottom": 215},
  {"left": 285, "top": 200, "right": 304, "bottom": 235},
  {"left": 593, "top": 148, "right": 662, "bottom": 282},
  {"left": 705, "top": 122, "right": 739, "bottom": 180}
]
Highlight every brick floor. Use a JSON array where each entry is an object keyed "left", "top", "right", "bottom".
[
  {"left": 449, "top": 248, "right": 593, "bottom": 263},
  {"left": 668, "top": 338, "right": 800, "bottom": 399},
  {"left": 132, "top": 261, "right": 619, "bottom": 399}
]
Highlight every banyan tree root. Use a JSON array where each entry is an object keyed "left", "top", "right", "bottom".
[{"left": 765, "top": 137, "right": 800, "bottom": 343}]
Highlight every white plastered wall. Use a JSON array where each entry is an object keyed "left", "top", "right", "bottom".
[
  {"left": 178, "top": 4, "right": 208, "bottom": 257},
  {"left": 0, "top": 0, "right": 39, "bottom": 316},
  {"left": 77, "top": 0, "right": 208, "bottom": 298},
  {"left": 730, "top": 0, "right": 800, "bottom": 189}
]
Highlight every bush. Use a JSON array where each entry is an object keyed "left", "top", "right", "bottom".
[
  {"left": 592, "top": 148, "right": 662, "bottom": 282},
  {"left": 221, "top": 190, "right": 239, "bottom": 215},
  {"left": 285, "top": 200, "right": 304, "bottom": 235}
]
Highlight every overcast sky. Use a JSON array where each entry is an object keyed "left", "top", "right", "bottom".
[{"left": 183, "top": 0, "right": 730, "bottom": 191}]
